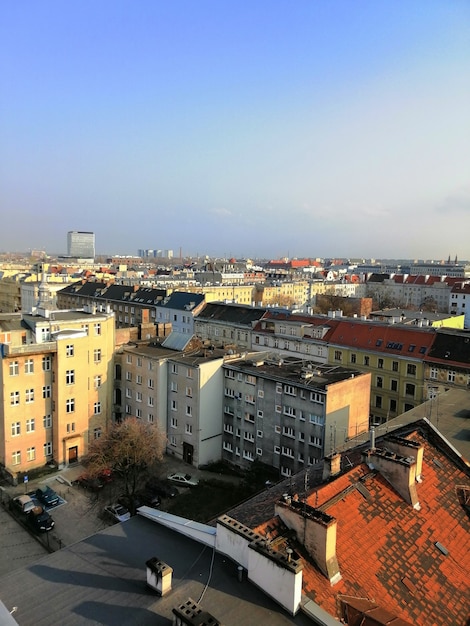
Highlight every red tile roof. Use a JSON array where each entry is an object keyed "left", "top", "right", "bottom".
[{"left": 254, "top": 431, "right": 470, "bottom": 626}]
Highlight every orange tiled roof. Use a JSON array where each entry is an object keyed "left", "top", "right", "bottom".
[{"left": 254, "top": 431, "right": 470, "bottom": 626}]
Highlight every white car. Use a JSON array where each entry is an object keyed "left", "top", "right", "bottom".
[
  {"left": 167, "top": 472, "right": 199, "bottom": 487},
  {"left": 104, "top": 503, "right": 131, "bottom": 523}
]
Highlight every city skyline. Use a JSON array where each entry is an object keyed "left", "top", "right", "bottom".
[{"left": 1, "top": 1, "right": 469, "bottom": 259}]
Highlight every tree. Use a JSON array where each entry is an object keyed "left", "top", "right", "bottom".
[{"left": 85, "top": 418, "right": 166, "bottom": 496}]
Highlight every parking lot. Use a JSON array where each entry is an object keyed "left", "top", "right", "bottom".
[{"left": 1, "top": 455, "right": 243, "bottom": 574}]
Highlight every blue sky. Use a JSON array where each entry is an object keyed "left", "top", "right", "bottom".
[{"left": 1, "top": 1, "right": 469, "bottom": 260}]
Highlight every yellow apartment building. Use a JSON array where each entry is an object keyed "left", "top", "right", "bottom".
[{"left": 0, "top": 304, "right": 114, "bottom": 481}]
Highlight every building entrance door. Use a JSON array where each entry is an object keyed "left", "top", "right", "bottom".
[
  {"left": 68, "top": 446, "right": 78, "bottom": 464},
  {"left": 183, "top": 443, "right": 193, "bottom": 465}
]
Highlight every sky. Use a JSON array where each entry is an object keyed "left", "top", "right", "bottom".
[{"left": 1, "top": 1, "right": 469, "bottom": 261}]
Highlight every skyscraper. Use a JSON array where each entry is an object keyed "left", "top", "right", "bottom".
[{"left": 67, "top": 231, "right": 95, "bottom": 259}]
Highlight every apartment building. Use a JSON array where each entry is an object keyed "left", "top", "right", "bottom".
[
  {"left": 221, "top": 355, "right": 371, "bottom": 476},
  {"left": 0, "top": 306, "right": 114, "bottom": 480},
  {"left": 154, "top": 292, "right": 205, "bottom": 334},
  {"left": 194, "top": 302, "right": 266, "bottom": 351},
  {"left": 449, "top": 281, "right": 470, "bottom": 327},
  {"left": 424, "top": 328, "right": 470, "bottom": 392},
  {"left": 326, "top": 320, "right": 436, "bottom": 423},
  {"left": 166, "top": 353, "right": 225, "bottom": 467},
  {"left": 114, "top": 343, "right": 176, "bottom": 428},
  {"left": 252, "top": 311, "right": 338, "bottom": 363}
]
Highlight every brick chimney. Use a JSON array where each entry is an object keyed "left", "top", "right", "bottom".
[
  {"left": 382, "top": 435, "right": 423, "bottom": 481},
  {"left": 363, "top": 448, "right": 421, "bottom": 510},
  {"left": 146, "top": 558, "right": 173, "bottom": 596},
  {"left": 322, "top": 452, "right": 341, "bottom": 482},
  {"left": 275, "top": 498, "right": 341, "bottom": 585}
]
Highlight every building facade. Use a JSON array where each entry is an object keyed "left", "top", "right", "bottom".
[
  {"left": 67, "top": 231, "right": 95, "bottom": 259},
  {"left": 0, "top": 306, "right": 114, "bottom": 479}
]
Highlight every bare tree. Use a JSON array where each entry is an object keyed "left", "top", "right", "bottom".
[{"left": 85, "top": 417, "right": 166, "bottom": 495}]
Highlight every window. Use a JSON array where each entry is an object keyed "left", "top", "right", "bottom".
[
  {"left": 170, "top": 417, "right": 178, "bottom": 428},
  {"left": 244, "top": 431, "right": 255, "bottom": 442},
  {"left": 258, "top": 390, "right": 264, "bottom": 398},
  {"left": 389, "top": 399, "right": 397, "bottom": 413},
  {"left": 94, "top": 375, "right": 102, "bottom": 388},
  {"left": 309, "top": 435, "right": 322, "bottom": 447},
  {"left": 405, "top": 383, "right": 415, "bottom": 397},
  {"left": 281, "top": 446, "right": 294, "bottom": 458},
  {"left": 186, "top": 367, "right": 193, "bottom": 379},
  {"left": 125, "top": 404, "right": 131, "bottom": 415},
  {"left": 44, "top": 442, "right": 52, "bottom": 456},
  {"left": 245, "top": 394, "right": 255, "bottom": 404},
  {"left": 284, "top": 385, "right": 296, "bottom": 396},
  {"left": 42, "top": 385, "right": 51, "bottom": 398},
  {"left": 364, "top": 356, "right": 370, "bottom": 366},
  {"left": 67, "top": 422, "right": 76, "bottom": 433},
  {"left": 243, "top": 450, "right": 254, "bottom": 461},
  {"left": 429, "top": 367, "right": 438, "bottom": 380},
  {"left": 9, "top": 361, "right": 19, "bottom": 376},
  {"left": 376, "top": 376, "right": 383, "bottom": 388},
  {"left": 276, "top": 383, "right": 282, "bottom": 393},
  {"left": 148, "top": 361, "right": 154, "bottom": 371},
  {"left": 283, "top": 426, "right": 295, "bottom": 438},
  {"left": 11, "top": 422, "right": 20, "bottom": 436},
  {"left": 407, "top": 363, "right": 416, "bottom": 376},
  {"left": 43, "top": 414, "right": 52, "bottom": 428},
  {"left": 126, "top": 371, "right": 132, "bottom": 381},
  {"left": 245, "top": 375, "right": 256, "bottom": 385},
  {"left": 351, "top": 353, "right": 357, "bottom": 364},
  {"left": 94, "top": 323, "right": 101, "bottom": 336},
  {"left": 186, "top": 387, "right": 192, "bottom": 397},
  {"left": 171, "top": 363, "right": 178, "bottom": 374},
  {"left": 25, "top": 359, "right": 34, "bottom": 374},
  {"left": 275, "top": 425, "right": 281, "bottom": 434},
  {"left": 274, "top": 445, "right": 281, "bottom": 454},
  {"left": 94, "top": 349, "right": 102, "bottom": 363},
  {"left": 225, "top": 370, "right": 235, "bottom": 379},
  {"left": 25, "top": 389, "right": 34, "bottom": 403},
  {"left": 186, "top": 405, "right": 192, "bottom": 416},
  {"left": 391, "top": 379, "right": 398, "bottom": 392},
  {"left": 10, "top": 391, "right": 20, "bottom": 405},
  {"left": 12, "top": 451, "right": 21, "bottom": 465},
  {"left": 148, "top": 414, "right": 154, "bottom": 423},
  {"left": 137, "top": 357, "right": 142, "bottom": 367},
  {"left": 148, "top": 396, "right": 154, "bottom": 407},
  {"left": 283, "top": 406, "right": 297, "bottom": 417},
  {"left": 136, "top": 408, "right": 142, "bottom": 418},
  {"left": 94, "top": 427, "right": 102, "bottom": 439},
  {"left": 148, "top": 378, "right": 154, "bottom": 389},
  {"left": 125, "top": 388, "right": 132, "bottom": 398},
  {"left": 185, "top": 423, "right": 193, "bottom": 434},
  {"left": 275, "top": 405, "right": 282, "bottom": 413},
  {"left": 378, "top": 358, "right": 384, "bottom": 369},
  {"left": 447, "top": 370, "right": 456, "bottom": 383},
  {"left": 375, "top": 396, "right": 382, "bottom": 408},
  {"left": 66, "top": 344, "right": 74, "bottom": 357},
  {"left": 309, "top": 413, "right": 325, "bottom": 425},
  {"left": 171, "top": 382, "right": 178, "bottom": 392},
  {"left": 257, "top": 430, "right": 263, "bottom": 438},
  {"left": 171, "top": 400, "right": 177, "bottom": 411},
  {"left": 42, "top": 356, "right": 51, "bottom": 371},
  {"left": 66, "top": 398, "right": 75, "bottom": 413},
  {"left": 392, "top": 361, "right": 399, "bottom": 372},
  {"left": 94, "top": 402, "right": 101, "bottom": 414},
  {"left": 27, "top": 447, "right": 36, "bottom": 461},
  {"left": 334, "top": 350, "right": 342, "bottom": 362},
  {"left": 126, "top": 354, "right": 132, "bottom": 364},
  {"left": 257, "top": 410, "right": 263, "bottom": 418},
  {"left": 136, "top": 374, "right": 142, "bottom": 385},
  {"left": 244, "top": 412, "right": 255, "bottom": 423}
]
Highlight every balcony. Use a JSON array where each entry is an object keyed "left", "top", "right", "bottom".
[{"left": 2, "top": 341, "right": 57, "bottom": 356}]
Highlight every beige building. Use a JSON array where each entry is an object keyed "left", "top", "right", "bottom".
[{"left": 0, "top": 304, "right": 115, "bottom": 480}]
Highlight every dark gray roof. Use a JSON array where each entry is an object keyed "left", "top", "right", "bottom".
[
  {"left": 196, "top": 302, "right": 266, "bottom": 326},
  {"left": 426, "top": 328, "right": 470, "bottom": 367},
  {"left": 0, "top": 515, "right": 313, "bottom": 626},
  {"left": 158, "top": 291, "right": 205, "bottom": 311}
]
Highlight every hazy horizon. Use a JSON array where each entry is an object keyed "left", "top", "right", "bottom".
[{"left": 1, "top": 1, "right": 469, "bottom": 260}]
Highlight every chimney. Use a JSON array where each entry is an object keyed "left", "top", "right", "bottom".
[
  {"left": 363, "top": 448, "right": 421, "bottom": 509},
  {"left": 172, "top": 598, "right": 221, "bottom": 626},
  {"left": 322, "top": 452, "right": 341, "bottom": 482},
  {"left": 382, "top": 435, "right": 424, "bottom": 481},
  {"left": 275, "top": 499, "right": 341, "bottom": 585},
  {"left": 146, "top": 558, "right": 173, "bottom": 596}
]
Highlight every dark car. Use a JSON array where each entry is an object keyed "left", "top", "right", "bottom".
[
  {"left": 74, "top": 474, "right": 104, "bottom": 492},
  {"left": 135, "top": 490, "right": 161, "bottom": 508},
  {"left": 145, "top": 479, "right": 179, "bottom": 499},
  {"left": 27, "top": 505, "right": 55, "bottom": 533},
  {"left": 35, "top": 485, "right": 60, "bottom": 507}
]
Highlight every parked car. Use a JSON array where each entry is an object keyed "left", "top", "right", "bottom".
[
  {"left": 104, "top": 503, "right": 131, "bottom": 523},
  {"left": 35, "top": 485, "right": 60, "bottom": 507},
  {"left": 11, "top": 494, "right": 37, "bottom": 515},
  {"left": 167, "top": 472, "right": 199, "bottom": 487},
  {"left": 145, "top": 479, "right": 179, "bottom": 499},
  {"left": 117, "top": 494, "right": 143, "bottom": 515},
  {"left": 135, "top": 490, "right": 161, "bottom": 509},
  {"left": 74, "top": 474, "right": 104, "bottom": 491},
  {"left": 27, "top": 505, "right": 55, "bottom": 533}
]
